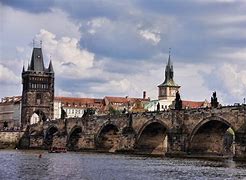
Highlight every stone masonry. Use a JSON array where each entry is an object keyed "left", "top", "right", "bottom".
[{"left": 23, "top": 105, "right": 246, "bottom": 160}]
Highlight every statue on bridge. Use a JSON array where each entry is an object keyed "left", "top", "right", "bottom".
[
  {"left": 175, "top": 91, "right": 182, "bottom": 110},
  {"left": 157, "top": 102, "right": 160, "bottom": 112},
  {"left": 61, "top": 107, "right": 67, "bottom": 120},
  {"left": 211, "top": 91, "right": 219, "bottom": 108}
]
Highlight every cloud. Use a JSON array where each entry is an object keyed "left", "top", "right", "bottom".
[
  {"left": 0, "top": 4, "right": 81, "bottom": 61},
  {"left": 139, "top": 29, "right": 161, "bottom": 45},
  {"left": 1, "top": 0, "right": 246, "bottom": 104},
  {"left": 203, "top": 64, "right": 246, "bottom": 103},
  {"left": 1, "top": 0, "right": 54, "bottom": 13},
  {"left": 35, "top": 29, "right": 96, "bottom": 79},
  {"left": 0, "top": 64, "right": 19, "bottom": 84},
  {"left": 214, "top": 48, "right": 246, "bottom": 62}
]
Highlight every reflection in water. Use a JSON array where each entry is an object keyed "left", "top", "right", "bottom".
[{"left": 0, "top": 150, "right": 246, "bottom": 180}]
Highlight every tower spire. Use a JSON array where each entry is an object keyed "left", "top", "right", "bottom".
[
  {"left": 158, "top": 49, "right": 180, "bottom": 101},
  {"left": 22, "top": 65, "right": 25, "bottom": 73},
  {"left": 48, "top": 59, "right": 54, "bottom": 73},
  {"left": 167, "top": 48, "right": 171, "bottom": 67}
]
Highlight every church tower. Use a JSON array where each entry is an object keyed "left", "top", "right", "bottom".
[
  {"left": 21, "top": 46, "right": 54, "bottom": 127},
  {"left": 158, "top": 52, "right": 180, "bottom": 101}
]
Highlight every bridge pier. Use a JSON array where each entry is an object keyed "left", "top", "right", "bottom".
[
  {"left": 165, "top": 130, "right": 188, "bottom": 157},
  {"left": 234, "top": 132, "right": 246, "bottom": 161},
  {"left": 76, "top": 134, "right": 95, "bottom": 150},
  {"left": 30, "top": 135, "right": 44, "bottom": 149}
]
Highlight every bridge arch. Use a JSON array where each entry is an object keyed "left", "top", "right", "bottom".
[
  {"left": 95, "top": 122, "right": 120, "bottom": 151},
  {"left": 44, "top": 125, "right": 59, "bottom": 149},
  {"left": 67, "top": 126, "right": 82, "bottom": 151},
  {"left": 136, "top": 119, "right": 169, "bottom": 155},
  {"left": 189, "top": 116, "right": 235, "bottom": 155}
]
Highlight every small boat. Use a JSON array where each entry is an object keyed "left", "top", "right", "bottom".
[{"left": 49, "top": 147, "right": 67, "bottom": 153}]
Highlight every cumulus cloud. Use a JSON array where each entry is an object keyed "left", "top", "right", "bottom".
[
  {"left": 35, "top": 29, "right": 96, "bottom": 78},
  {"left": 1, "top": 0, "right": 246, "bottom": 104},
  {"left": 203, "top": 64, "right": 246, "bottom": 103},
  {"left": 90, "top": 79, "right": 131, "bottom": 94},
  {"left": 79, "top": 14, "right": 177, "bottom": 59},
  {"left": 0, "top": 4, "right": 81, "bottom": 60},
  {"left": 139, "top": 29, "right": 161, "bottom": 45},
  {"left": 0, "top": 64, "right": 19, "bottom": 84}
]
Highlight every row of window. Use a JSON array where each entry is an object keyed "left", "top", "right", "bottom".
[
  {"left": 30, "top": 77, "right": 48, "bottom": 82},
  {"left": 29, "top": 83, "right": 49, "bottom": 89},
  {"left": 65, "top": 109, "right": 83, "bottom": 114}
]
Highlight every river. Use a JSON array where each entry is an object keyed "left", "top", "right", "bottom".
[{"left": 0, "top": 150, "right": 246, "bottom": 180}]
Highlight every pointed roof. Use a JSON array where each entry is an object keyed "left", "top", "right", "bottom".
[
  {"left": 48, "top": 60, "right": 54, "bottom": 73},
  {"left": 29, "top": 48, "right": 45, "bottom": 71},
  {"left": 22, "top": 65, "right": 25, "bottom": 73},
  {"left": 27, "top": 62, "right": 30, "bottom": 70},
  {"left": 158, "top": 52, "right": 179, "bottom": 87},
  {"left": 167, "top": 53, "right": 171, "bottom": 67}
]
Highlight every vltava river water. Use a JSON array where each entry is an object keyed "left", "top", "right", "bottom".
[{"left": 0, "top": 150, "right": 246, "bottom": 180}]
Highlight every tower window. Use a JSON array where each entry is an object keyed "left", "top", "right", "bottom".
[{"left": 36, "top": 93, "right": 42, "bottom": 105}]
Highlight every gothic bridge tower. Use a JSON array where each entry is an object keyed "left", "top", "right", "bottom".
[
  {"left": 158, "top": 52, "right": 180, "bottom": 101},
  {"left": 21, "top": 46, "right": 54, "bottom": 127}
]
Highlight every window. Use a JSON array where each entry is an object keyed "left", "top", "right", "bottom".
[{"left": 36, "top": 93, "right": 42, "bottom": 105}]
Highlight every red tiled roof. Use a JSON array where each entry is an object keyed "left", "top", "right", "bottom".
[
  {"left": 55, "top": 96, "right": 104, "bottom": 108},
  {"left": 0, "top": 95, "right": 148, "bottom": 108},
  {"left": 105, "top": 96, "right": 149, "bottom": 103},
  {"left": 104, "top": 96, "right": 129, "bottom": 103},
  {"left": 182, "top": 100, "right": 207, "bottom": 108},
  {"left": 55, "top": 96, "right": 103, "bottom": 104}
]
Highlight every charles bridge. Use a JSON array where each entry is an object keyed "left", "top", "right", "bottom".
[{"left": 20, "top": 105, "right": 246, "bottom": 160}]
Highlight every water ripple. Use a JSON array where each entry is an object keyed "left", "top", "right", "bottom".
[{"left": 0, "top": 150, "right": 246, "bottom": 180}]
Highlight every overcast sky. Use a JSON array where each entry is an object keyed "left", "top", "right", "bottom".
[{"left": 1, "top": 0, "right": 246, "bottom": 104}]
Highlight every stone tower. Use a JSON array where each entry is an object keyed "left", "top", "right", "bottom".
[
  {"left": 21, "top": 47, "right": 54, "bottom": 127},
  {"left": 158, "top": 53, "right": 180, "bottom": 101}
]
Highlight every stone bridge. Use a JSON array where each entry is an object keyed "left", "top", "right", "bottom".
[{"left": 24, "top": 105, "right": 246, "bottom": 160}]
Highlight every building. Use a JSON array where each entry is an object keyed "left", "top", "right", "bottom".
[
  {"left": 54, "top": 97, "right": 104, "bottom": 118},
  {"left": 145, "top": 52, "right": 210, "bottom": 112},
  {"left": 146, "top": 53, "right": 180, "bottom": 111},
  {"left": 104, "top": 95, "right": 149, "bottom": 113},
  {"left": 0, "top": 96, "right": 21, "bottom": 129},
  {"left": 182, "top": 100, "right": 210, "bottom": 109},
  {"left": 157, "top": 52, "right": 181, "bottom": 110},
  {"left": 21, "top": 47, "right": 54, "bottom": 126},
  {"left": 0, "top": 94, "right": 148, "bottom": 124},
  {"left": 0, "top": 45, "right": 210, "bottom": 126}
]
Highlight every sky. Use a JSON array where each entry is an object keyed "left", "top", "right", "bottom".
[{"left": 0, "top": 0, "right": 246, "bottom": 105}]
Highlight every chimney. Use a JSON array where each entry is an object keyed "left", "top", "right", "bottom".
[{"left": 143, "top": 91, "right": 146, "bottom": 99}]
